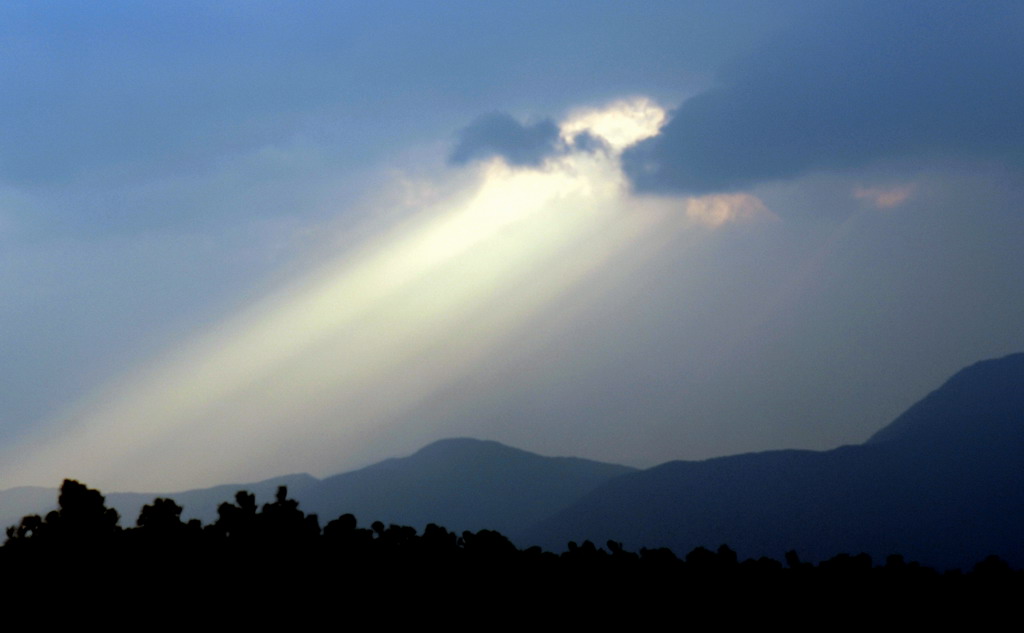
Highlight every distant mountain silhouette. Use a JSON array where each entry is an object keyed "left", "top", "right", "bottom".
[
  {"left": 299, "top": 437, "right": 636, "bottom": 538},
  {"left": 866, "top": 353, "right": 1024, "bottom": 449},
  {"left": 0, "top": 439, "right": 633, "bottom": 539},
  {"left": 524, "top": 353, "right": 1024, "bottom": 569},
  {"left": 4, "top": 354, "right": 1021, "bottom": 570}
]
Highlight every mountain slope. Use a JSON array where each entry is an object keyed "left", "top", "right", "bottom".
[
  {"left": 525, "top": 353, "right": 1024, "bottom": 569},
  {"left": 866, "top": 352, "right": 1024, "bottom": 449},
  {"left": 299, "top": 437, "right": 636, "bottom": 538}
]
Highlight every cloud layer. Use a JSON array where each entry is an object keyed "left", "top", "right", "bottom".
[
  {"left": 449, "top": 113, "right": 562, "bottom": 167},
  {"left": 623, "top": 2, "right": 1024, "bottom": 194}
]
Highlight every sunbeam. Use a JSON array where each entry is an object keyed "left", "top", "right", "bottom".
[{"left": 3, "top": 99, "right": 740, "bottom": 491}]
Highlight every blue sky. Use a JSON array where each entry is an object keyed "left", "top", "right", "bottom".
[{"left": 2, "top": 1, "right": 1022, "bottom": 491}]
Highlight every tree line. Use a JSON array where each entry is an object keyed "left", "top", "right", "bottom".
[{"left": 1, "top": 479, "right": 1018, "bottom": 623}]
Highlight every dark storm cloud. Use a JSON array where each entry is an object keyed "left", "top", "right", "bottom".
[
  {"left": 449, "top": 113, "right": 561, "bottom": 167},
  {"left": 623, "top": 1, "right": 1024, "bottom": 194}
]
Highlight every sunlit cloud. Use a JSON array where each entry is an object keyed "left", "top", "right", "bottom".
[
  {"left": 560, "top": 97, "right": 667, "bottom": 151},
  {"left": 684, "top": 193, "right": 773, "bottom": 227},
  {"left": 853, "top": 183, "right": 917, "bottom": 209},
  {"left": 1, "top": 97, "right": 752, "bottom": 492}
]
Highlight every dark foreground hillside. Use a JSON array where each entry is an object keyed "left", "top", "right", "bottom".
[{"left": 2, "top": 480, "right": 1019, "bottom": 625}]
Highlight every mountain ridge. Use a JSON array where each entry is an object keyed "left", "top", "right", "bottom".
[
  {"left": 3, "top": 352, "right": 1022, "bottom": 569},
  {"left": 298, "top": 436, "right": 636, "bottom": 538},
  {"left": 866, "top": 351, "right": 1024, "bottom": 447},
  {"left": 524, "top": 352, "right": 1024, "bottom": 569}
]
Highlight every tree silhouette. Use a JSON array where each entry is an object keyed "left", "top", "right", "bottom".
[
  {"left": 5, "top": 479, "right": 120, "bottom": 550},
  {"left": 1, "top": 478, "right": 1020, "bottom": 618}
]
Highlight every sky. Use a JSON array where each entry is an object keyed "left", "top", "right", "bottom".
[{"left": 1, "top": 1, "right": 1022, "bottom": 492}]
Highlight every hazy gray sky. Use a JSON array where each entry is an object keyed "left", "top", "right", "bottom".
[{"left": 2, "top": 1, "right": 1022, "bottom": 491}]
